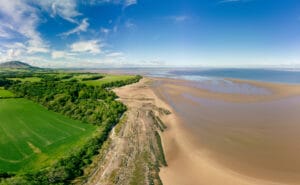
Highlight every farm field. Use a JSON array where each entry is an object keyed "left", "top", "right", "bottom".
[
  {"left": 8, "top": 77, "right": 41, "bottom": 82},
  {"left": 72, "top": 74, "right": 97, "bottom": 80},
  {"left": 0, "top": 88, "right": 14, "bottom": 98},
  {"left": 82, "top": 74, "right": 135, "bottom": 86},
  {"left": 0, "top": 98, "right": 96, "bottom": 172}
]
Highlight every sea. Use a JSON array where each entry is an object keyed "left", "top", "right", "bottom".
[
  {"left": 99, "top": 68, "right": 300, "bottom": 95},
  {"left": 100, "top": 67, "right": 300, "bottom": 84},
  {"left": 95, "top": 67, "right": 300, "bottom": 95},
  {"left": 145, "top": 68, "right": 300, "bottom": 84}
]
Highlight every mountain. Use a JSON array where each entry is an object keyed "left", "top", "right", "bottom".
[{"left": 0, "top": 61, "right": 38, "bottom": 69}]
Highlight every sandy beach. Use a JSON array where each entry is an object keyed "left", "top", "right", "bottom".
[
  {"left": 150, "top": 77, "right": 300, "bottom": 185},
  {"left": 87, "top": 76, "right": 300, "bottom": 185}
]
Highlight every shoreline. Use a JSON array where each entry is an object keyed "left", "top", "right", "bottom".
[
  {"left": 151, "top": 76, "right": 300, "bottom": 102},
  {"left": 85, "top": 76, "right": 300, "bottom": 185},
  {"left": 85, "top": 77, "right": 169, "bottom": 185},
  {"left": 150, "top": 77, "right": 300, "bottom": 185}
]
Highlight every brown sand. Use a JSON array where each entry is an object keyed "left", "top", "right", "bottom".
[{"left": 150, "top": 77, "right": 300, "bottom": 185}]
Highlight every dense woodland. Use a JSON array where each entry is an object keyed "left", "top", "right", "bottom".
[
  {"left": 10, "top": 79, "right": 127, "bottom": 126},
  {"left": 100, "top": 76, "right": 143, "bottom": 88},
  {"left": 0, "top": 78, "right": 12, "bottom": 87},
  {"left": 0, "top": 73, "right": 142, "bottom": 184},
  {"left": 81, "top": 75, "right": 104, "bottom": 81}
]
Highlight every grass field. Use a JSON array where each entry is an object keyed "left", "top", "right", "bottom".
[
  {"left": 72, "top": 74, "right": 95, "bottom": 80},
  {"left": 0, "top": 98, "right": 96, "bottom": 172},
  {"left": 0, "top": 69, "right": 29, "bottom": 73},
  {"left": 82, "top": 75, "right": 135, "bottom": 86},
  {"left": 8, "top": 77, "right": 41, "bottom": 82},
  {"left": 0, "top": 88, "right": 15, "bottom": 98}
]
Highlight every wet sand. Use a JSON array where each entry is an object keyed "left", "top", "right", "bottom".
[{"left": 152, "top": 78, "right": 300, "bottom": 185}]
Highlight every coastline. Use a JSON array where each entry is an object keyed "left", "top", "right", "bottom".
[
  {"left": 86, "top": 76, "right": 300, "bottom": 185},
  {"left": 85, "top": 77, "right": 169, "bottom": 185}
]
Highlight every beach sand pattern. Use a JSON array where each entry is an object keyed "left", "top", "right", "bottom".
[{"left": 152, "top": 77, "right": 300, "bottom": 185}]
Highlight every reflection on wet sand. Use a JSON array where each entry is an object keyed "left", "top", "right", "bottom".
[
  {"left": 187, "top": 78, "right": 270, "bottom": 95},
  {"left": 154, "top": 78, "right": 300, "bottom": 185}
]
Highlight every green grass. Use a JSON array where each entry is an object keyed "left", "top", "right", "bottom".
[
  {"left": 129, "top": 153, "right": 146, "bottom": 185},
  {"left": 0, "top": 88, "right": 15, "bottom": 98},
  {"left": 68, "top": 73, "right": 136, "bottom": 86},
  {"left": 72, "top": 74, "right": 96, "bottom": 80},
  {"left": 0, "top": 68, "right": 29, "bottom": 73},
  {"left": 82, "top": 74, "right": 135, "bottom": 86},
  {"left": 155, "top": 131, "right": 167, "bottom": 166},
  {"left": 8, "top": 77, "right": 41, "bottom": 82},
  {"left": 0, "top": 98, "right": 96, "bottom": 172}
]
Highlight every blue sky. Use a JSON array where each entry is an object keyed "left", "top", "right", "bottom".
[{"left": 0, "top": 0, "right": 299, "bottom": 68}]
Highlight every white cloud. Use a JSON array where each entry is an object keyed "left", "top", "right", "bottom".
[
  {"left": 100, "top": 28, "right": 110, "bottom": 34},
  {"left": 166, "top": 15, "right": 190, "bottom": 23},
  {"left": 125, "top": 0, "right": 137, "bottom": 7},
  {"left": 0, "top": 0, "right": 49, "bottom": 54},
  {"left": 51, "top": 51, "right": 66, "bottom": 59},
  {"left": 0, "top": 0, "right": 132, "bottom": 66},
  {"left": 0, "top": 48, "right": 25, "bottom": 62},
  {"left": 89, "top": 0, "right": 137, "bottom": 7},
  {"left": 27, "top": 47, "right": 49, "bottom": 54},
  {"left": 125, "top": 20, "right": 137, "bottom": 29},
  {"left": 70, "top": 40, "right": 102, "bottom": 54},
  {"left": 51, "top": 50, "right": 77, "bottom": 59},
  {"left": 0, "top": 29, "right": 11, "bottom": 38},
  {"left": 2, "top": 42, "right": 26, "bottom": 50},
  {"left": 106, "top": 52, "right": 124, "bottom": 57},
  {"left": 34, "top": 0, "right": 81, "bottom": 23},
  {"left": 7, "top": 49, "right": 23, "bottom": 59},
  {"left": 61, "top": 18, "right": 89, "bottom": 36}
]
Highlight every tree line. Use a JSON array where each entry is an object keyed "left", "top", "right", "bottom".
[
  {"left": 0, "top": 78, "right": 13, "bottom": 87},
  {"left": 101, "top": 75, "right": 142, "bottom": 88}
]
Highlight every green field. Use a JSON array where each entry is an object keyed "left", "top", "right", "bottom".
[
  {"left": 82, "top": 75, "right": 135, "bottom": 86},
  {"left": 8, "top": 77, "right": 41, "bottom": 82},
  {"left": 0, "top": 88, "right": 15, "bottom": 98},
  {"left": 0, "top": 98, "right": 96, "bottom": 172},
  {"left": 0, "top": 69, "right": 29, "bottom": 73},
  {"left": 72, "top": 74, "right": 95, "bottom": 80}
]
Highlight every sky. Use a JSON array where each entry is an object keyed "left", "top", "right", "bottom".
[{"left": 0, "top": 0, "right": 299, "bottom": 68}]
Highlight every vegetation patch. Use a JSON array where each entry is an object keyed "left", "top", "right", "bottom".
[
  {"left": 82, "top": 75, "right": 141, "bottom": 87},
  {"left": 149, "top": 111, "right": 167, "bottom": 132},
  {"left": 114, "top": 114, "right": 128, "bottom": 135},
  {"left": 155, "top": 131, "right": 167, "bottom": 167},
  {"left": 0, "top": 88, "right": 15, "bottom": 98},
  {"left": 81, "top": 75, "right": 104, "bottom": 81},
  {"left": 0, "top": 71, "right": 142, "bottom": 184},
  {"left": 0, "top": 98, "right": 96, "bottom": 172},
  {"left": 155, "top": 116, "right": 167, "bottom": 130},
  {"left": 158, "top": 107, "right": 171, "bottom": 115},
  {"left": 8, "top": 77, "right": 41, "bottom": 82},
  {"left": 129, "top": 153, "right": 146, "bottom": 185}
]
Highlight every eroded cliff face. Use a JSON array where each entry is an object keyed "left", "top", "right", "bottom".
[{"left": 82, "top": 78, "right": 169, "bottom": 185}]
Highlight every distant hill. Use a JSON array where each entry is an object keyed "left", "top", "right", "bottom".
[{"left": 0, "top": 61, "right": 39, "bottom": 69}]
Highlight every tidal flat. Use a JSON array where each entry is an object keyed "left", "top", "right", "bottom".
[{"left": 153, "top": 78, "right": 300, "bottom": 185}]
